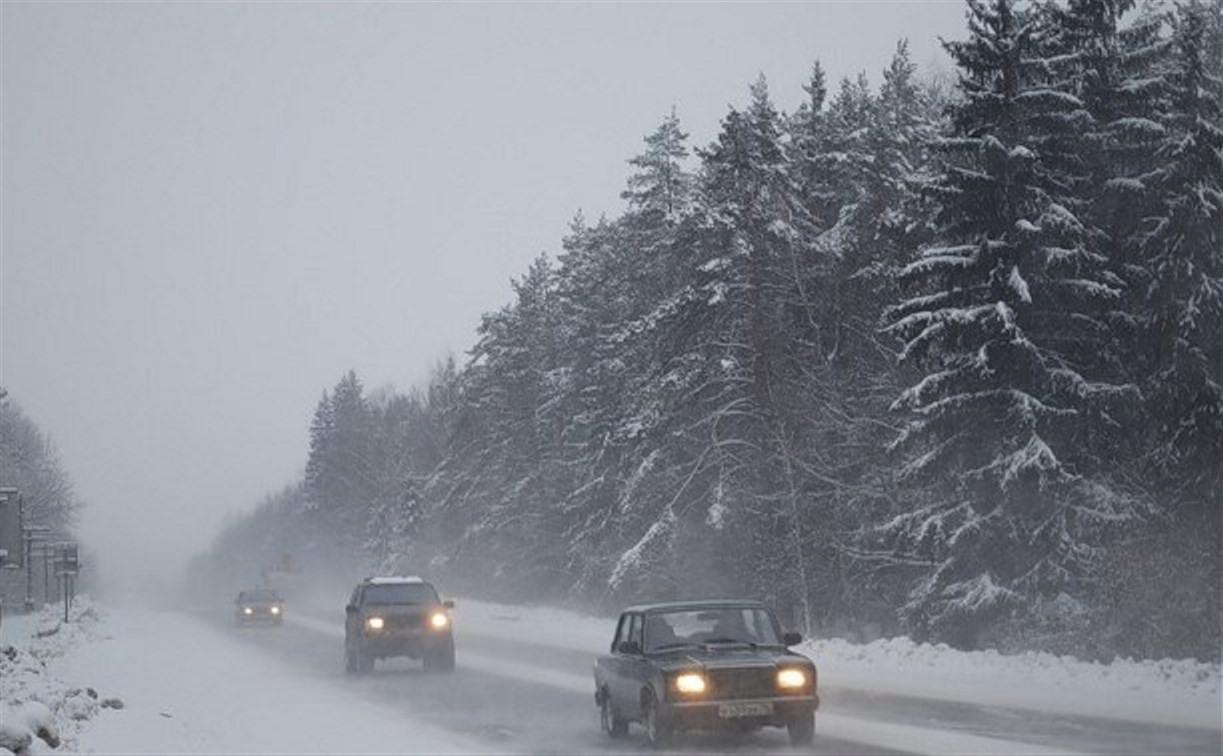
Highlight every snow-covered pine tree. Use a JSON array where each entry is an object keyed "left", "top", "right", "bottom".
[
  {"left": 789, "top": 61, "right": 838, "bottom": 230},
  {"left": 1139, "top": 0, "right": 1223, "bottom": 506},
  {"left": 883, "top": 0, "right": 1144, "bottom": 648},
  {"left": 1044, "top": 0, "right": 1170, "bottom": 396},
  {"left": 440, "top": 255, "right": 569, "bottom": 597},
  {"left": 609, "top": 76, "right": 823, "bottom": 624}
]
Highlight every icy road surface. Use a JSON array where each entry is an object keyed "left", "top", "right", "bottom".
[
  {"left": 14, "top": 597, "right": 1218, "bottom": 755},
  {"left": 225, "top": 599, "right": 1218, "bottom": 755}
]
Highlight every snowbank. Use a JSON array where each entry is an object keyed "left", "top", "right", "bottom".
[
  {"left": 0, "top": 599, "right": 112, "bottom": 755},
  {"left": 803, "top": 635, "right": 1220, "bottom": 729}
]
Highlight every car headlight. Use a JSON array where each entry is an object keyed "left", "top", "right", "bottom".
[
  {"left": 674, "top": 672, "right": 707, "bottom": 695},
  {"left": 366, "top": 616, "right": 384, "bottom": 630},
  {"left": 270, "top": 606, "right": 281, "bottom": 615},
  {"left": 242, "top": 607, "right": 253, "bottom": 615},
  {"left": 429, "top": 611, "right": 449, "bottom": 630},
  {"left": 777, "top": 668, "right": 807, "bottom": 689}
]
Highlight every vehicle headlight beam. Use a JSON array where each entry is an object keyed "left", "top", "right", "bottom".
[{"left": 675, "top": 672, "right": 707, "bottom": 695}]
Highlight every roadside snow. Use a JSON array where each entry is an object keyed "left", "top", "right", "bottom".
[
  {"left": 806, "top": 635, "right": 1221, "bottom": 730},
  {"left": 1, "top": 599, "right": 110, "bottom": 755},
  {"left": 3, "top": 598, "right": 491, "bottom": 754}
]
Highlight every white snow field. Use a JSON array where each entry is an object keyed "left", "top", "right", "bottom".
[{"left": 2, "top": 594, "right": 1220, "bottom": 755}]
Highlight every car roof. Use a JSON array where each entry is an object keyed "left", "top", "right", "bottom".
[
  {"left": 364, "top": 576, "right": 427, "bottom": 585},
  {"left": 622, "top": 599, "right": 770, "bottom": 614}
]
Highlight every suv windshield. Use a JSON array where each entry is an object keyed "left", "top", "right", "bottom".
[
  {"left": 644, "top": 606, "right": 780, "bottom": 652},
  {"left": 362, "top": 583, "right": 439, "bottom": 605},
  {"left": 239, "top": 590, "right": 280, "bottom": 603}
]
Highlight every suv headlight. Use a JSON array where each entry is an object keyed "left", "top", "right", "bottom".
[
  {"left": 429, "top": 611, "right": 449, "bottom": 630},
  {"left": 777, "top": 668, "right": 807, "bottom": 689},
  {"left": 270, "top": 606, "right": 281, "bottom": 615},
  {"left": 674, "top": 672, "right": 706, "bottom": 695},
  {"left": 366, "top": 616, "right": 384, "bottom": 630},
  {"left": 242, "top": 607, "right": 253, "bottom": 615}
]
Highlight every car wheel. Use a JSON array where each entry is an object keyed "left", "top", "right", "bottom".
[
  {"left": 787, "top": 712, "right": 815, "bottom": 746},
  {"left": 599, "top": 691, "right": 628, "bottom": 738},
  {"left": 643, "top": 691, "right": 671, "bottom": 749},
  {"left": 424, "top": 638, "right": 456, "bottom": 673}
]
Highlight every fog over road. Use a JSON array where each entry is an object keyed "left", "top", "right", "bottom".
[{"left": 206, "top": 599, "right": 1220, "bottom": 755}]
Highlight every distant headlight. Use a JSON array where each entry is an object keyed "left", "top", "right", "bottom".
[
  {"left": 777, "top": 668, "right": 807, "bottom": 689},
  {"left": 429, "top": 612, "right": 449, "bottom": 630},
  {"left": 270, "top": 606, "right": 281, "bottom": 615},
  {"left": 242, "top": 607, "right": 253, "bottom": 615},
  {"left": 674, "top": 673, "right": 707, "bottom": 695},
  {"left": 366, "top": 616, "right": 384, "bottom": 630}
]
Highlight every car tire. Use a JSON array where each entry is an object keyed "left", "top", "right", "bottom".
[
  {"left": 643, "top": 691, "right": 671, "bottom": 749},
  {"left": 788, "top": 712, "right": 815, "bottom": 746},
  {"left": 600, "top": 691, "right": 628, "bottom": 739},
  {"left": 424, "top": 638, "right": 456, "bottom": 673}
]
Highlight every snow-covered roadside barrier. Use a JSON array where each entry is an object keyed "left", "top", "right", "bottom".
[{"left": 0, "top": 599, "right": 121, "bottom": 755}]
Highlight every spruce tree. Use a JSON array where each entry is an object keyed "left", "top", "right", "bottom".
[{"left": 884, "top": 0, "right": 1143, "bottom": 647}]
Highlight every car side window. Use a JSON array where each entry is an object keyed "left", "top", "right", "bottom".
[
  {"left": 628, "top": 613, "right": 644, "bottom": 650},
  {"left": 612, "top": 614, "right": 631, "bottom": 652}
]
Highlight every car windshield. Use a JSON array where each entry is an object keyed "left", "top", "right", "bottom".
[
  {"left": 362, "top": 583, "right": 438, "bottom": 605},
  {"left": 644, "top": 606, "right": 780, "bottom": 652},
  {"left": 239, "top": 590, "right": 279, "bottom": 603}
]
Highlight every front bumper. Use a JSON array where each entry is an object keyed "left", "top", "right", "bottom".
[
  {"left": 236, "top": 610, "right": 282, "bottom": 624},
  {"left": 356, "top": 629, "right": 451, "bottom": 659},
  {"left": 663, "top": 695, "right": 818, "bottom": 730}
]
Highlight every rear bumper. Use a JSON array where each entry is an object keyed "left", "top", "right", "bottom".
[{"left": 663, "top": 695, "right": 818, "bottom": 730}]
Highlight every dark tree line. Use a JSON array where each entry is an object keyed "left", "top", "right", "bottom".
[{"left": 195, "top": 0, "right": 1221, "bottom": 661}]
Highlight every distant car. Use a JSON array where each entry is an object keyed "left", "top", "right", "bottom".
[
  {"left": 344, "top": 576, "right": 455, "bottom": 674},
  {"left": 234, "top": 588, "right": 284, "bottom": 627},
  {"left": 593, "top": 600, "right": 818, "bottom": 748}
]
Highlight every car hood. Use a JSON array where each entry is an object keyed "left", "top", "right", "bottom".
[{"left": 651, "top": 647, "right": 815, "bottom": 672}]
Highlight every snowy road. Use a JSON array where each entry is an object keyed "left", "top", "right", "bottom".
[{"left": 209, "top": 600, "right": 1219, "bottom": 755}]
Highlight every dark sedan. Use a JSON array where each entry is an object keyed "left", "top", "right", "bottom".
[
  {"left": 234, "top": 588, "right": 284, "bottom": 626},
  {"left": 593, "top": 600, "right": 818, "bottom": 748}
]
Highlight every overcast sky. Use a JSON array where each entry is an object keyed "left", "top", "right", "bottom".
[{"left": 1, "top": 1, "right": 965, "bottom": 594}]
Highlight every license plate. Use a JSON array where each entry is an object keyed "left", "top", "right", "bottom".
[{"left": 717, "top": 702, "right": 773, "bottom": 718}]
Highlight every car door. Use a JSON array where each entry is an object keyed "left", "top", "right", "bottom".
[
  {"left": 615, "top": 613, "right": 648, "bottom": 718},
  {"left": 607, "top": 612, "right": 645, "bottom": 715},
  {"left": 345, "top": 586, "right": 362, "bottom": 640},
  {"left": 603, "top": 613, "right": 632, "bottom": 706}
]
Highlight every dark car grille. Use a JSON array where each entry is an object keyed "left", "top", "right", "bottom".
[
  {"left": 706, "top": 667, "right": 775, "bottom": 699},
  {"left": 378, "top": 614, "right": 425, "bottom": 631}
]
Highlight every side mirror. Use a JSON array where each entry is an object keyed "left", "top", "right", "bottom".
[
  {"left": 782, "top": 632, "right": 802, "bottom": 646},
  {"left": 443, "top": 600, "right": 455, "bottom": 609},
  {"left": 618, "top": 640, "right": 642, "bottom": 655},
  {"left": 345, "top": 604, "right": 357, "bottom": 614}
]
